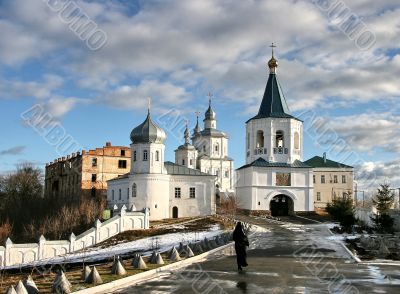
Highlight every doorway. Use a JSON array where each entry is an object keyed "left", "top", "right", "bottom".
[
  {"left": 270, "top": 195, "right": 293, "bottom": 216},
  {"left": 172, "top": 206, "right": 178, "bottom": 218}
]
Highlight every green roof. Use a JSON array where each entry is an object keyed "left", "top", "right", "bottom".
[
  {"left": 304, "top": 156, "right": 353, "bottom": 168},
  {"left": 247, "top": 73, "right": 300, "bottom": 123},
  {"left": 237, "top": 158, "right": 311, "bottom": 170},
  {"left": 164, "top": 161, "right": 213, "bottom": 176}
]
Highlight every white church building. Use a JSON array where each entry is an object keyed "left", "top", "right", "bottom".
[
  {"left": 107, "top": 102, "right": 234, "bottom": 220},
  {"left": 236, "top": 50, "right": 314, "bottom": 216}
]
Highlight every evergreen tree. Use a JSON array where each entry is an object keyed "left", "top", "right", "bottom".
[
  {"left": 371, "top": 183, "right": 395, "bottom": 233},
  {"left": 326, "top": 195, "right": 355, "bottom": 229},
  {"left": 372, "top": 183, "right": 395, "bottom": 214}
]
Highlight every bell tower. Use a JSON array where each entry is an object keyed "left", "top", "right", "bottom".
[{"left": 245, "top": 44, "right": 303, "bottom": 164}]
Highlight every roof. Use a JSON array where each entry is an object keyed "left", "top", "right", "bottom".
[
  {"left": 204, "top": 103, "right": 216, "bottom": 121},
  {"left": 247, "top": 73, "right": 300, "bottom": 123},
  {"left": 304, "top": 156, "right": 353, "bottom": 168},
  {"left": 237, "top": 157, "right": 311, "bottom": 170},
  {"left": 130, "top": 111, "right": 166, "bottom": 144},
  {"left": 108, "top": 173, "right": 130, "bottom": 182},
  {"left": 176, "top": 143, "right": 196, "bottom": 151},
  {"left": 198, "top": 154, "right": 233, "bottom": 161},
  {"left": 164, "top": 161, "right": 213, "bottom": 176},
  {"left": 193, "top": 128, "right": 228, "bottom": 138}
]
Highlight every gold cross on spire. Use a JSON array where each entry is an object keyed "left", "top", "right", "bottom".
[{"left": 270, "top": 42, "right": 276, "bottom": 57}]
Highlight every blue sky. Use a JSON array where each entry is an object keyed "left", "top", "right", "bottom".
[{"left": 0, "top": 0, "right": 400, "bottom": 195}]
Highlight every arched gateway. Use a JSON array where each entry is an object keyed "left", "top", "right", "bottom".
[{"left": 269, "top": 194, "right": 294, "bottom": 216}]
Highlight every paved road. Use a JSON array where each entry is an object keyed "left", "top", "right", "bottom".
[{"left": 115, "top": 216, "right": 400, "bottom": 294}]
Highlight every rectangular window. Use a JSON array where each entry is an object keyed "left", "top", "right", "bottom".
[
  {"left": 343, "top": 192, "right": 347, "bottom": 198},
  {"left": 133, "top": 151, "right": 137, "bottom": 161},
  {"left": 342, "top": 175, "right": 346, "bottom": 183},
  {"left": 119, "top": 189, "right": 122, "bottom": 200},
  {"left": 313, "top": 175, "right": 315, "bottom": 184},
  {"left": 91, "top": 174, "right": 97, "bottom": 182},
  {"left": 317, "top": 192, "right": 321, "bottom": 201},
  {"left": 121, "top": 149, "right": 126, "bottom": 156},
  {"left": 321, "top": 175, "right": 325, "bottom": 184},
  {"left": 276, "top": 173, "right": 291, "bottom": 186},
  {"left": 190, "top": 187, "right": 196, "bottom": 198},
  {"left": 175, "top": 187, "right": 181, "bottom": 198},
  {"left": 112, "top": 190, "right": 115, "bottom": 200},
  {"left": 333, "top": 175, "right": 338, "bottom": 183},
  {"left": 118, "top": 160, "right": 127, "bottom": 168},
  {"left": 225, "top": 170, "right": 229, "bottom": 178},
  {"left": 127, "top": 188, "right": 129, "bottom": 199},
  {"left": 143, "top": 150, "right": 148, "bottom": 161},
  {"left": 92, "top": 158, "right": 97, "bottom": 167},
  {"left": 190, "top": 159, "right": 193, "bottom": 165},
  {"left": 182, "top": 159, "right": 185, "bottom": 165}
]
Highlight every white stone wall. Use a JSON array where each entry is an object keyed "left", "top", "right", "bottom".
[
  {"left": 169, "top": 176, "right": 216, "bottom": 218},
  {"left": 192, "top": 134, "right": 234, "bottom": 192},
  {"left": 108, "top": 173, "right": 216, "bottom": 220},
  {"left": 246, "top": 118, "right": 303, "bottom": 164},
  {"left": 236, "top": 166, "right": 314, "bottom": 212},
  {"left": 0, "top": 206, "right": 149, "bottom": 268},
  {"left": 130, "top": 143, "right": 166, "bottom": 174},
  {"left": 175, "top": 148, "right": 198, "bottom": 169},
  {"left": 198, "top": 158, "right": 233, "bottom": 192}
]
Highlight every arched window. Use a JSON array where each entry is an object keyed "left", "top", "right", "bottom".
[
  {"left": 143, "top": 150, "right": 148, "bottom": 161},
  {"left": 132, "top": 183, "right": 137, "bottom": 197},
  {"left": 133, "top": 151, "right": 137, "bottom": 161},
  {"left": 118, "top": 189, "right": 122, "bottom": 200},
  {"left": 256, "top": 131, "right": 264, "bottom": 148},
  {"left": 294, "top": 132, "right": 300, "bottom": 150},
  {"left": 276, "top": 131, "right": 284, "bottom": 147},
  {"left": 215, "top": 143, "right": 219, "bottom": 154}
]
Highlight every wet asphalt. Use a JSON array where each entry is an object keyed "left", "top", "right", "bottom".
[{"left": 114, "top": 216, "right": 400, "bottom": 294}]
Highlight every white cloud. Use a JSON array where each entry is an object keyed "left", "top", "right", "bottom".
[
  {"left": 0, "top": 74, "right": 64, "bottom": 100},
  {"left": 101, "top": 80, "right": 190, "bottom": 113},
  {"left": 326, "top": 113, "right": 400, "bottom": 154}
]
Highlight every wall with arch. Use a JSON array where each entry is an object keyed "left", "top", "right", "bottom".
[{"left": 0, "top": 206, "right": 149, "bottom": 268}]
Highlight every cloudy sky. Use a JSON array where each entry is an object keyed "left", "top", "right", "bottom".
[{"left": 0, "top": 0, "right": 399, "bottom": 196}]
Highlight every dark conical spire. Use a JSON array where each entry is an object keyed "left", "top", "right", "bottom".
[
  {"left": 193, "top": 112, "right": 201, "bottom": 134},
  {"left": 247, "top": 44, "right": 297, "bottom": 123}
]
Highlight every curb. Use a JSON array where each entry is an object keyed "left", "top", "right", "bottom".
[
  {"left": 325, "top": 224, "right": 361, "bottom": 263},
  {"left": 72, "top": 242, "right": 234, "bottom": 294}
]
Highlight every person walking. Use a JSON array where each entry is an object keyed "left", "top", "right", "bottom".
[{"left": 233, "top": 222, "right": 249, "bottom": 271}]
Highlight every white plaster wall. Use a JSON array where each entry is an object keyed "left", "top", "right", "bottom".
[
  {"left": 175, "top": 149, "right": 198, "bottom": 169},
  {"left": 42, "top": 241, "right": 70, "bottom": 259},
  {"left": 169, "top": 176, "right": 216, "bottom": 218},
  {"left": 246, "top": 118, "right": 303, "bottom": 164},
  {"left": 236, "top": 166, "right": 314, "bottom": 212},
  {"left": 130, "top": 143, "right": 166, "bottom": 174},
  {"left": 198, "top": 158, "right": 233, "bottom": 192},
  {"left": 7, "top": 244, "right": 38, "bottom": 265}
]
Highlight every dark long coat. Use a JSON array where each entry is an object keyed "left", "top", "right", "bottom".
[{"left": 232, "top": 222, "right": 249, "bottom": 267}]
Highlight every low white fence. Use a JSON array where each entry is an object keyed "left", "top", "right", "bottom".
[
  {"left": 355, "top": 207, "right": 400, "bottom": 232},
  {"left": 0, "top": 206, "right": 149, "bottom": 268}
]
